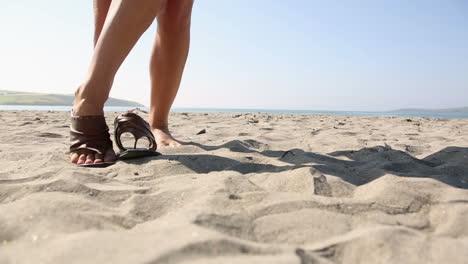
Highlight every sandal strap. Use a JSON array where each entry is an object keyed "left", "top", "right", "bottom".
[
  {"left": 113, "top": 112, "right": 157, "bottom": 152},
  {"left": 69, "top": 115, "right": 113, "bottom": 155}
]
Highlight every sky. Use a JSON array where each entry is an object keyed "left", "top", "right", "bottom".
[{"left": 1, "top": 0, "right": 467, "bottom": 111}]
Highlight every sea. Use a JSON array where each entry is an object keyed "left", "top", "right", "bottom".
[{"left": 0, "top": 105, "right": 467, "bottom": 119}]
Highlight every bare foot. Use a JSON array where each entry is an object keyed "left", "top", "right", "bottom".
[
  {"left": 152, "top": 126, "right": 184, "bottom": 148},
  {"left": 70, "top": 96, "right": 116, "bottom": 164}
]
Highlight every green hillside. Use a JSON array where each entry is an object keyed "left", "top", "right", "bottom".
[{"left": 0, "top": 90, "right": 144, "bottom": 107}]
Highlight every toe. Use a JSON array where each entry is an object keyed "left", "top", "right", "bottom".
[
  {"left": 94, "top": 153, "right": 104, "bottom": 164},
  {"left": 70, "top": 153, "right": 80, "bottom": 163},
  {"left": 85, "top": 154, "right": 95, "bottom": 164},
  {"left": 77, "top": 154, "right": 87, "bottom": 164}
]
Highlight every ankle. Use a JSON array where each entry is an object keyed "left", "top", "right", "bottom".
[
  {"left": 151, "top": 123, "right": 169, "bottom": 130},
  {"left": 149, "top": 113, "right": 169, "bottom": 129},
  {"left": 73, "top": 89, "right": 105, "bottom": 116},
  {"left": 73, "top": 99, "right": 104, "bottom": 116},
  {"left": 72, "top": 82, "right": 109, "bottom": 116}
]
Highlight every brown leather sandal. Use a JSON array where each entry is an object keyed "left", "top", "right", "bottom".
[
  {"left": 114, "top": 112, "right": 159, "bottom": 160},
  {"left": 70, "top": 114, "right": 116, "bottom": 167}
]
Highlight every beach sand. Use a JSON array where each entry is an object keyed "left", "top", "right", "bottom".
[{"left": 0, "top": 110, "right": 467, "bottom": 264}]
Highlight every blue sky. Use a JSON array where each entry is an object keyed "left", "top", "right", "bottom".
[{"left": 1, "top": 0, "right": 467, "bottom": 110}]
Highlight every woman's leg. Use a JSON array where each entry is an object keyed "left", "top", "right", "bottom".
[
  {"left": 70, "top": 0, "right": 167, "bottom": 164},
  {"left": 93, "top": 0, "right": 112, "bottom": 46},
  {"left": 148, "top": 0, "right": 194, "bottom": 147}
]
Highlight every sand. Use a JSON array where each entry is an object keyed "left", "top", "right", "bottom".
[{"left": 0, "top": 110, "right": 467, "bottom": 264}]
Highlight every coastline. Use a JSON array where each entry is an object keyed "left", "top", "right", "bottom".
[{"left": 1, "top": 105, "right": 468, "bottom": 119}]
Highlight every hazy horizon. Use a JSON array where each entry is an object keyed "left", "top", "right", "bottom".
[{"left": 1, "top": 1, "right": 467, "bottom": 111}]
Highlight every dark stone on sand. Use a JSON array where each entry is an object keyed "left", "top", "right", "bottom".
[
  {"left": 311, "top": 129, "right": 320, "bottom": 135},
  {"left": 228, "top": 194, "right": 241, "bottom": 200},
  {"left": 37, "top": 132, "right": 63, "bottom": 138},
  {"left": 134, "top": 172, "right": 139, "bottom": 176},
  {"left": 313, "top": 174, "right": 332, "bottom": 197},
  {"left": 405, "top": 118, "right": 413, "bottom": 122},
  {"left": 196, "top": 129, "right": 206, "bottom": 135}
]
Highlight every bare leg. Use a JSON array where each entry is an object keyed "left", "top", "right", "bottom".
[
  {"left": 149, "top": 0, "right": 194, "bottom": 147},
  {"left": 93, "top": 0, "right": 112, "bottom": 46},
  {"left": 70, "top": 0, "right": 167, "bottom": 164},
  {"left": 72, "top": 0, "right": 111, "bottom": 165}
]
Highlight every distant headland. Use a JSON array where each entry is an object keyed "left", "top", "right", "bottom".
[
  {"left": 0, "top": 90, "right": 144, "bottom": 107},
  {"left": 391, "top": 107, "right": 468, "bottom": 113}
]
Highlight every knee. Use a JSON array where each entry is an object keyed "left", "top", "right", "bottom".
[{"left": 158, "top": 0, "right": 194, "bottom": 34}]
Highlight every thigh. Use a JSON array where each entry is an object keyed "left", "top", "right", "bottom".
[
  {"left": 94, "top": 0, "right": 112, "bottom": 22},
  {"left": 93, "top": 0, "right": 112, "bottom": 43},
  {"left": 157, "top": 0, "right": 194, "bottom": 28}
]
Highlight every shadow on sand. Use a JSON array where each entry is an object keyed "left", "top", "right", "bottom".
[{"left": 122, "top": 140, "right": 468, "bottom": 189}]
